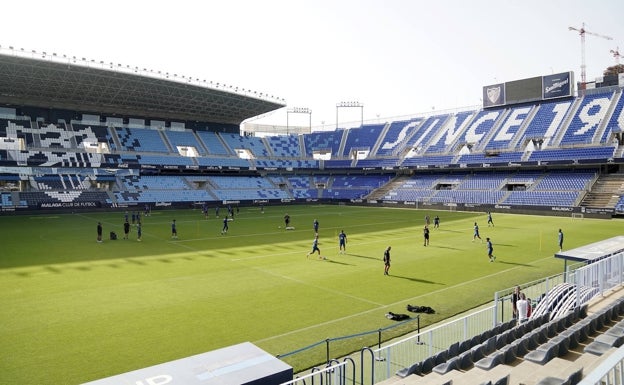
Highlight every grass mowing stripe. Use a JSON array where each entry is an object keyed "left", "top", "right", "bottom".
[{"left": 1, "top": 205, "right": 621, "bottom": 384}]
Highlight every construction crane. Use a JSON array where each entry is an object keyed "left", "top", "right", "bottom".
[
  {"left": 569, "top": 22, "right": 613, "bottom": 92},
  {"left": 610, "top": 47, "right": 621, "bottom": 65}
]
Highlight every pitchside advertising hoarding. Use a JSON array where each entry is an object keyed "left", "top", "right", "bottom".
[{"left": 483, "top": 71, "right": 573, "bottom": 108}]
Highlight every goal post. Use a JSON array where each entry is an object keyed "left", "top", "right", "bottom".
[{"left": 571, "top": 213, "right": 584, "bottom": 220}]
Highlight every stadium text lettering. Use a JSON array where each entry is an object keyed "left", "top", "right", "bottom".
[
  {"left": 40, "top": 202, "right": 98, "bottom": 208},
  {"left": 544, "top": 78, "right": 569, "bottom": 93}
]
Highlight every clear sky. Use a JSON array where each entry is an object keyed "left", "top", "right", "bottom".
[{"left": 1, "top": 0, "right": 623, "bottom": 130}]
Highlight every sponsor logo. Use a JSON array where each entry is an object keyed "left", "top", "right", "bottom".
[
  {"left": 551, "top": 207, "right": 573, "bottom": 212},
  {"left": 351, "top": 199, "right": 363, "bottom": 203},
  {"left": 495, "top": 205, "right": 511, "bottom": 210},
  {"left": 404, "top": 201, "right": 416, "bottom": 205},
  {"left": 155, "top": 202, "right": 172, "bottom": 207},
  {"left": 384, "top": 200, "right": 398, "bottom": 204},
  {"left": 367, "top": 200, "right": 378, "bottom": 204},
  {"left": 281, "top": 198, "right": 294, "bottom": 203},
  {"left": 544, "top": 78, "right": 569, "bottom": 93}
]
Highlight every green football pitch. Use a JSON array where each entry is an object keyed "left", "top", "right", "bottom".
[{"left": 1, "top": 204, "right": 622, "bottom": 384}]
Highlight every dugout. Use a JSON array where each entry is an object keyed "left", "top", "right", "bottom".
[
  {"left": 81, "top": 342, "right": 292, "bottom": 385},
  {"left": 555, "top": 235, "right": 624, "bottom": 274}
]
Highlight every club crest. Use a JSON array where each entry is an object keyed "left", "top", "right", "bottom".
[{"left": 487, "top": 87, "right": 501, "bottom": 104}]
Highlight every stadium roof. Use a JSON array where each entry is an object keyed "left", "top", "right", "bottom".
[{"left": 0, "top": 51, "right": 286, "bottom": 126}]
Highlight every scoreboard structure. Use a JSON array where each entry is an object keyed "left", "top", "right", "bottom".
[{"left": 483, "top": 71, "right": 574, "bottom": 108}]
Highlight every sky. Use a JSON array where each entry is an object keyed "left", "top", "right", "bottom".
[{"left": 1, "top": 0, "right": 623, "bottom": 130}]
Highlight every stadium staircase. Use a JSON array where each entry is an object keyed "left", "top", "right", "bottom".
[
  {"left": 551, "top": 97, "right": 582, "bottom": 147},
  {"left": 475, "top": 109, "right": 511, "bottom": 152},
  {"left": 366, "top": 176, "right": 409, "bottom": 200},
  {"left": 158, "top": 130, "right": 175, "bottom": 153},
  {"left": 108, "top": 126, "right": 122, "bottom": 150},
  {"left": 593, "top": 93, "right": 621, "bottom": 143},
  {"left": 508, "top": 105, "right": 539, "bottom": 150},
  {"left": 580, "top": 173, "right": 624, "bottom": 208},
  {"left": 370, "top": 122, "right": 392, "bottom": 157}
]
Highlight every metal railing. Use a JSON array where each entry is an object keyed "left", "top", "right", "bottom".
[
  {"left": 283, "top": 250, "right": 624, "bottom": 385},
  {"left": 578, "top": 346, "right": 624, "bottom": 385}
]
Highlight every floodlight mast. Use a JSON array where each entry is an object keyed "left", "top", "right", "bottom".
[{"left": 568, "top": 22, "right": 613, "bottom": 95}]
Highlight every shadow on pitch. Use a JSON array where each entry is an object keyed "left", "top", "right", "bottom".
[
  {"left": 347, "top": 253, "right": 381, "bottom": 261},
  {"left": 387, "top": 274, "right": 442, "bottom": 285},
  {"left": 429, "top": 245, "right": 462, "bottom": 250},
  {"left": 493, "top": 260, "right": 533, "bottom": 267},
  {"left": 316, "top": 259, "right": 353, "bottom": 266}
]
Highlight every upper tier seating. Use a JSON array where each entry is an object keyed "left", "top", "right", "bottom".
[
  {"left": 376, "top": 118, "right": 423, "bottom": 156},
  {"left": 165, "top": 130, "right": 208, "bottom": 156},
  {"left": 559, "top": 91, "right": 615, "bottom": 146},
  {"left": 72, "top": 123, "right": 115, "bottom": 150},
  {"left": 115, "top": 127, "right": 169, "bottom": 153},
  {"left": 601, "top": 92, "right": 624, "bottom": 143},
  {"left": 521, "top": 100, "right": 572, "bottom": 143},
  {"left": 304, "top": 130, "right": 345, "bottom": 157},
  {"left": 220, "top": 133, "right": 270, "bottom": 157},
  {"left": 484, "top": 105, "right": 533, "bottom": 151},
  {"left": 425, "top": 110, "right": 475, "bottom": 153},
  {"left": 195, "top": 131, "right": 230, "bottom": 155},
  {"left": 408, "top": 114, "right": 450, "bottom": 152},
  {"left": 341, "top": 123, "right": 385, "bottom": 157},
  {"left": 264, "top": 135, "right": 302, "bottom": 157}
]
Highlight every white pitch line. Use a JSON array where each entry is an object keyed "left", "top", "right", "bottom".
[{"left": 254, "top": 254, "right": 555, "bottom": 343}]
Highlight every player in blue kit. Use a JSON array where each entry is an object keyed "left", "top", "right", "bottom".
[
  {"left": 338, "top": 230, "right": 347, "bottom": 254},
  {"left": 221, "top": 216, "right": 228, "bottom": 235},
  {"left": 473, "top": 222, "right": 482, "bottom": 242},
  {"left": 486, "top": 237, "right": 495, "bottom": 262},
  {"left": 307, "top": 235, "right": 323, "bottom": 259}
]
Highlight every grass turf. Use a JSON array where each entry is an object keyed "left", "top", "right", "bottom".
[{"left": 1, "top": 204, "right": 622, "bottom": 384}]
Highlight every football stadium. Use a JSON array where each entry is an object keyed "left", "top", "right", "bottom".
[{"left": 2, "top": 31, "right": 624, "bottom": 385}]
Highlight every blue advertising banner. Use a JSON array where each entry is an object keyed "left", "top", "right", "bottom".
[{"left": 543, "top": 72, "right": 573, "bottom": 100}]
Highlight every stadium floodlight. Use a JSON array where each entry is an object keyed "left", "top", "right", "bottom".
[
  {"left": 336, "top": 101, "right": 364, "bottom": 129},
  {"left": 286, "top": 107, "right": 312, "bottom": 135}
]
